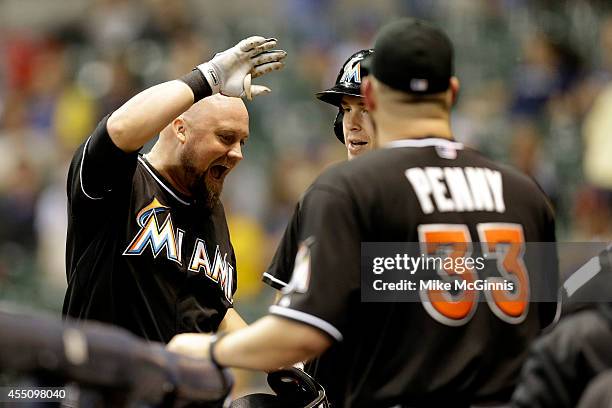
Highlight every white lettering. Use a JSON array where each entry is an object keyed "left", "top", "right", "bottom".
[
  {"left": 484, "top": 169, "right": 505, "bottom": 213},
  {"left": 406, "top": 167, "right": 504, "bottom": 214},
  {"left": 188, "top": 239, "right": 211, "bottom": 274},
  {"left": 444, "top": 167, "right": 475, "bottom": 211},
  {"left": 465, "top": 167, "right": 494, "bottom": 211},
  {"left": 405, "top": 168, "right": 435, "bottom": 214},
  {"left": 425, "top": 167, "right": 455, "bottom": 212}
]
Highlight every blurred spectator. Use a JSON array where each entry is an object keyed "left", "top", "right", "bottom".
[
  {"left": 573, "top": 187, "right": 612, "bottom": 240},
  {"left": 510, "top": 33, "right": 577, "bottom": 119},
  {"left": 510, "top": 120, "right": 559, "bottom": 206},
  {"left": 583, "top": 83, "right": 612, "bottom": 190},
  {"left": 85, "top": 0, "right": 147, "bottom": 56}
]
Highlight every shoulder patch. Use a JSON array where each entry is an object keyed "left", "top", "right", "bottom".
[{"left": 283, "top": 236, "right": 315, "bottom": 294}]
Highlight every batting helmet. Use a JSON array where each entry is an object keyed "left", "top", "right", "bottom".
[
  {"left": 230, "top": 368, "right": 329, "bottom": 408},
  {"left": 315, "top": 49, "right": 374, "bottom": 143}
]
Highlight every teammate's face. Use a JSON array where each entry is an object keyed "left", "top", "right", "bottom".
[
  {"left": 179, "top": 95, "right": 249, "bottom": 208},
  {"left": 340, "top": 95, "right": 375, "bottom": 160}
]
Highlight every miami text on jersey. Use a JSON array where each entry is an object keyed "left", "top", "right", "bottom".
[
  {"left": 123, "top": 197, "right": 234, "bottom": 302},
  {"left": 405, "top": 167, "right": 505, "bottom": 214}
]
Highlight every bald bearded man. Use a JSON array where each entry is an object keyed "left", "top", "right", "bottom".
[{"left": 63, "top": 36, "right": 286, "bottom": 343}]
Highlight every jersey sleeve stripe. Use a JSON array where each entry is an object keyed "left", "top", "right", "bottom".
[
  {"left": 79, "top": 136, "right": 104, "bottom": 200},
  {"left": 563, "top": 256, "right": 601, "bottom": 297},
  {"left": 269, "top": 305, "right": 343, "bottom": 342},
  {"left": 262, "top": 272, "right": 288, "bottom": 289}
]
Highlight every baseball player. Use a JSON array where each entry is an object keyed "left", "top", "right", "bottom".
[
  {"left": 319, "top": 49, "right": 376, "bottom": 159},
  {"left": 512, "top": 245, "right": 612, "bottom": 408},
  {"left": 262, "top": 48, "right": 375, "bottom": 292},
  {"left": 63, "top": 37, "right": 286, "bottom": 343},
  {"left": 169, "top": 19, "right": 558, "bottom": 407},
  {"left": 259, "top": 49, "right": 375, "bottom": 400}
]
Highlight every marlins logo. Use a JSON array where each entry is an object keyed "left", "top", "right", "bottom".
[
  {"left": 124, "top": 197, "right": 234, "bottom": 302},
  {"left": 339, "top": 55, "right": 363, "bottom": 84},
  {"left": 124, "top": 198, "right": 183, "bottom": 263}
]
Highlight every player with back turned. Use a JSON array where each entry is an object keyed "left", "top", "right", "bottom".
[{"left": 169, "top": 19, "right": 558, "bottom": 407}]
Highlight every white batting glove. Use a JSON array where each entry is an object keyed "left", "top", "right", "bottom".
[{"left": 197, "top": 36, "right": 287, "bottom": 100}]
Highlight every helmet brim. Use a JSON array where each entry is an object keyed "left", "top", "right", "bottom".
[{"left": 315, "top": 86, "right": 363, "bottom": 107}]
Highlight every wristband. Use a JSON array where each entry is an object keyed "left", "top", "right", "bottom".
[
  {"left": 209, "top": 332, "right": 227, "bottom": 369},
  {"left": 179, "top": 69, "right": 212, "bottom": 102},
  {"left": 196, "top": 62, "right": 222, "bottom": 95}
]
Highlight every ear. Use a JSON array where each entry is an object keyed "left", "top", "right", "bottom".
[
  {"left": 173, "top": 117, "right": 187, "bottom": 143},
  {"left": 449, "top": 77, "right": 460, "bottom": 106},
  {"left": 362, "top": 77, "right": 376, "bottom": 112}
]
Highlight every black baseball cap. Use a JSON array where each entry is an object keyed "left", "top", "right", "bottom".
[{"left": 368, "top": 18, "right": 454, "bottom": 94}]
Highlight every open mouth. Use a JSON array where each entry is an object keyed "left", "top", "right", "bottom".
[
  {"left": 348, "top": 140, "right": 368, "bottom": 150},
  {"left": 349, "top": 140, "right": 368, "bottom": 147},
  {"left": 209, "top": 164, "right": 230, "bottom": 181}
]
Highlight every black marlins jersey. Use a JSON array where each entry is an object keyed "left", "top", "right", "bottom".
[
  {"left": 268, "top": 137, "right": 557, "bottom": 408},
  {"left": 63, "top": 116, "right": 237, "bottom": 343}
]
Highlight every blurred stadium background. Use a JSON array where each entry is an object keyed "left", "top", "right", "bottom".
[{"left": 1, "top": 0, "right": 612, "bottom": 395}]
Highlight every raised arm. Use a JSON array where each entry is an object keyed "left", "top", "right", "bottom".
[
  {"left": 107, "top": 36, "right": 286, "bottom": 152},
  {"left": 107, "top": 81, "right": 195, "bottom": 152}
]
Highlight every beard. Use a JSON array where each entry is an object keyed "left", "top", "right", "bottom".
[
  {"left": 194, "top": 172, "right": 222, "bottom": 210},
  {"left": 181, "top": 149, "right": 223, "bottom": 210}
]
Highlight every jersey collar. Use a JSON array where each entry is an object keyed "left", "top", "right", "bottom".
[
  {"left": 384, "top": 137, "right": 464, "bottom": 150},
  {"left": 138, "top": 156, "right": 193, "bottom": 206}
]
